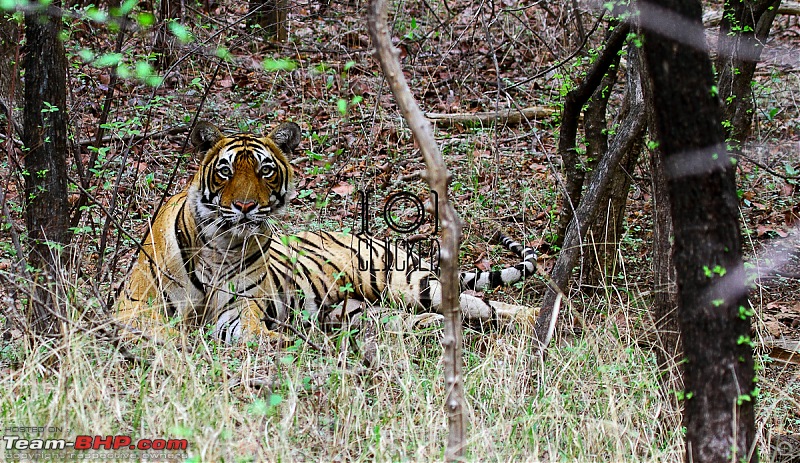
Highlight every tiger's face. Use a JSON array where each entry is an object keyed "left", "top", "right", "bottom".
[{"left": 188, "top": 122, "right": 301, "bottom": 238}]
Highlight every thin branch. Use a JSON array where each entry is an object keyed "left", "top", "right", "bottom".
[
  {"left": 738, "top": 151, "right": 800, "bottom": 182},
  {"left": 704, "top": 2, "right": 800, "bottom": 26},
  {"left": 74, "top": 124, "right": 188, "bottom": 147},
  {"left": 504, "top": 12, "right": 605, "bottom": 92},
  {"left": 0, "top": 271, "right": 148, "bottom": 364},
  {"left": 367, "top": 0, "right": 466, "bottom": 459}
]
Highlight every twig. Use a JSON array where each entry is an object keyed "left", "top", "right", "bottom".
[
  {"left": 703, "top": 2, "right": 800, "bottom": 26},
  {"left": 368, "top": 0, "right": 466, "bottom": 459},
  {"left": 69, "top": 18, "right": 129, "bottom": 231},
  {"left": 254, "top": 301, "right": 329, "bottom": 354},
  {"left": 74, "top": 125, "right": 188, "bottom": 147},
  {"left": 0, "top": 271, "right": 149, "bottom": 364},
  {"left": 738, "top": 152, "right": 800, "bottom": 182},
  {"left": 503, "top": 12, "right": 605, "bottom": 92},
  {"left": 425, "top": 106, "right": 557, "bottom": 127}
]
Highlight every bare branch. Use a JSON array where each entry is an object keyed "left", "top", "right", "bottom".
[{"left": 367, "top": 0, "right": 466, "bottom": 458}]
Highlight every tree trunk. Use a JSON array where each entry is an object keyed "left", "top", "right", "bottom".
[
  {"left": 641, "top": 1, "right": 757, "bottom": 461},
  {"left": 716, "top": 0, "right": 782, "bottom": 152},
  {"left": 248, "top": 0, "right": 288, "bottom": 42},
  {"left": 0, "top": 16, "right": 22, "bottom": 129},
  {"left": 534, "top": 46, "right": 646, "bottom": 346},
  {"left": 555, "top": 21, "right": 630, "bottom": 248},
  {"left": 585, "top": 137, "right": 641, "bottom": 286},
  {"left": 648, "top": 132, "right": 682, "bottom": 386},
  {"left": 640, "top": 49, "right": 682, "bottom": 386},
  {"left": 154, "top": 0, "right": 183, "bottom": 69},
  {"left": 581, "top": 48, "right": 644, "bottom": 287},
  {"left": 22, "top": 2, "right": 71, "bottom": 336}
]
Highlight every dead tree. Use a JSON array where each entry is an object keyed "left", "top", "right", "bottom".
[
  {"left": 22, "top": 1, "right": 71, "bottom": 336},
  {"left": 641, "top": 1, "right": 757, "bottom": 461}
]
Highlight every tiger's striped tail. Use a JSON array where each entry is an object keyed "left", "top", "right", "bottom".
[{"left": 460, "top": 232, "right": 537, "bottom": 291}]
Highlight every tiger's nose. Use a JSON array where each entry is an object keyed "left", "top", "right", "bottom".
[{"left": 232, "top": 200, "right": 257, "bottom": 214}]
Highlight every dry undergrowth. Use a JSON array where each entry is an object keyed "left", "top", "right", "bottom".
[
  {"left": 1, "top": 0, "right": 799, "bottom": 461},
  {"left": 1, "top": 291, "right": 686, "bottom": 462}
]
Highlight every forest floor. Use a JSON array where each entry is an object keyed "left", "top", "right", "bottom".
[{"left": 1, "top": 0, "right": 799, "bottom": 461}]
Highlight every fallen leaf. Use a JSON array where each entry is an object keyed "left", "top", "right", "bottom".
[{"left": 331, "top": 181, "right": 354, "bottom": 197}]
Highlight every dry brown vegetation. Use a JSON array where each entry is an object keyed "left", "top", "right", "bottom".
[{"left": 0, "top": 0, "right": 799, "bottom": 461}]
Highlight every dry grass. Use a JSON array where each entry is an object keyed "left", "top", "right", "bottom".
[
  {"left": 1, "top": 0, "right": 800, "bottom": 461},
  {"left": 1, "top": 290, "right": 687, "bottom": 462}
]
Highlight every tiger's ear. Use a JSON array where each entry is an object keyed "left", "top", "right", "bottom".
[
  {"left": 191, "top": 121, "right": 223, "bottom": 151},
  {"left": 268, "top": 122, "right": 302, "bottom": 155}
]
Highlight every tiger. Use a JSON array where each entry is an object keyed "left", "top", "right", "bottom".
[{"left": 116, "top": 121, "right": 537, "bottom": 343}]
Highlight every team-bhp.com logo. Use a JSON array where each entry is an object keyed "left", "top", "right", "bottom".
[
  {"left": 3, "top": 435, "right": 188, "bottom": 451},
  {"left": 354, "top": 189, "right": 440, "bottom": 271}
]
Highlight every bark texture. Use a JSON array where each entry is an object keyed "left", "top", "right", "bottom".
[
  {"left": 0, "top": 16, "right": 22, "bottom": 130},
  {"left": 637, "top": 48, "right": 682, "bottom": 383},
  {"left": 23, "top": 2, "right": 71, "bottom": 335},
  {"left": 641, "top": 1, "right": 757, "bottom": 461}
]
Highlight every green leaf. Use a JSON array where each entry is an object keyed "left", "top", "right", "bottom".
[
  {"left": 337, "top": 98, "right": 347, "bottom": 115},
  {"left": 136, "top": 12, "right": 156, "bottom": 27},
  {"left": 78, "top": 49, "right": 95, "bottom": 63},
  {"left": 168, "top": 21, "right": 194, "bottom": 44},
  {"left": 94, "top": 53, "right": 124, "bottom": 67},
  {"left": 268, "top": 393, "right": 283, "bottom": 407},
  {"left": 86, "top": 6, "right": 108, "bottom": 22},
  {"left": 116, "top": 63, "right": 131, "bottom": 78},
  {"left": 248, "top": 395, "right": 282, "bottom": 416},
  {"left": 248, "top": 399, "right": 269, "bottom": 416},
  {"left": 118, "top": 0, "right": 138, "bottom": 15},
  {"left": 263, "top": 58, "right": 297, "bottom": 72},
  {"left": 135, "top": 61, "right": 163, "bottom": 86},
  {"left": 215, "top": 47, "right": 232, "bottom": 61}
]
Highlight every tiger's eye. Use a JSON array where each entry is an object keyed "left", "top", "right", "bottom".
[
  {"left": 217, "top": 166, "right": 232, "bottom": 178},
  {"left": 260, "top": 165, "right": 274, "bottom": 177}
]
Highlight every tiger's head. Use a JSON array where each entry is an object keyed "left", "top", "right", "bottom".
[{"left": 188, "top": 121, "right": 301, "bottom": 239}]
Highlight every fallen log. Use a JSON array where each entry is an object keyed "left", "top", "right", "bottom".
[{"left": 425, "top": 106, "right": 556, "bottom": 126}]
